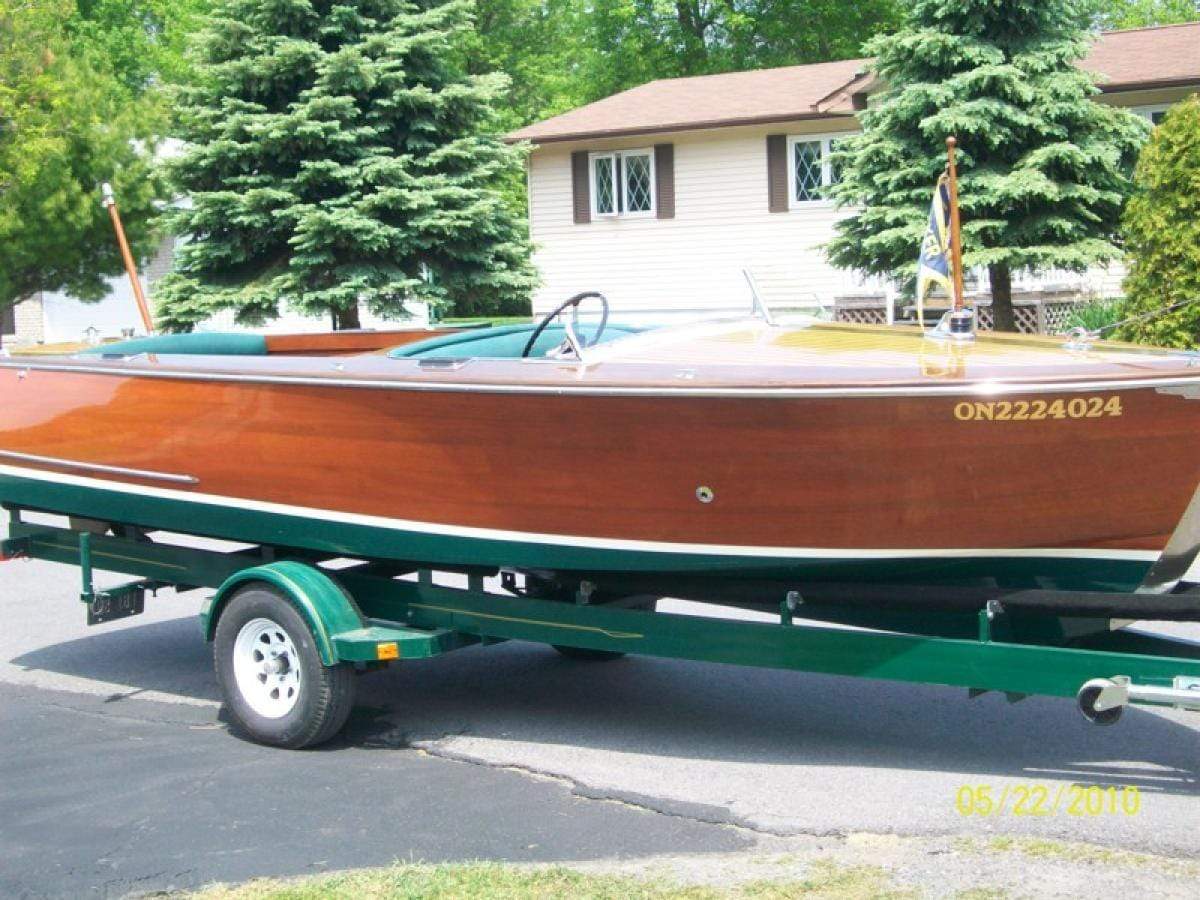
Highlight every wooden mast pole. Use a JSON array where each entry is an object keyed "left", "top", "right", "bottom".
[
  {"left": 101, "top": 183, "right": 155, "bottom": 334},
  {"left": 945, "top": 137, "right": 966, "bottom": 312}
]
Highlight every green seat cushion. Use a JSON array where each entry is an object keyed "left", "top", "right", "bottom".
[
  {"left": 390, "top": 323, "right": 643, "bottom": 359},
  {"left": 81, "top": 332, "right": 268, "bottom": 357}
]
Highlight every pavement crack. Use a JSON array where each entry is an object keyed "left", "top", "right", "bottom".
[
  {"left": 26, "top": 695, "right": 219, "bottom": 730},
  {"left": 411, "top": 739, "right": 792, "bottom": 838}
]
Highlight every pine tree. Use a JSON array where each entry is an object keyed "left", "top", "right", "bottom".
[
  {"left": 155, "top": 0, "right": 536, "bottom": 331},
  {"left": 827, "top": 0, "right": 1147, "bottom": 332},
  {"left": 1116, "top": 95, "right": 1200, "bottom": 348}
]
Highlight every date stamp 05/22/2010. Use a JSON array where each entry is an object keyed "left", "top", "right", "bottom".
[{"left": 955, "top": 783, "right": 1141, "bottom": 818}]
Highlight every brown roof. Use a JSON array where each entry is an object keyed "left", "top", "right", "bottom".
[
  {"left": 1082, "top": 21, "right": 1200, "bottom": 90},
  {"left": 509, "top": 23, "right": 1200, "bottom": 144}
]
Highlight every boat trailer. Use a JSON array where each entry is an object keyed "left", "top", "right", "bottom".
[{"left": 4, "top": 505, "right": 1200, "bottom": 748}]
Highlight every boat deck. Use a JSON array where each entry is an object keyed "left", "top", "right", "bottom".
[{"left": 6, "top": 320, "right": 1200, "bottom": 394}]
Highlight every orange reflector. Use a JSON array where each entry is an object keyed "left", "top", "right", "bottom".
[{"left": 376, "top": 642, "right": 400, "bottom": 661}]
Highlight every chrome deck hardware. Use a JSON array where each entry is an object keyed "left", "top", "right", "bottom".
[{"left": 927, "top": 307, "right": 976, "bottom": 343}]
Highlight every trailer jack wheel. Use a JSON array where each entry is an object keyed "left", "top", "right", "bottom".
[
  {"left": 214, "top": 585, "right": 356, "bottom": 749},
  {"left": 1077, "top": 679, "right": 1125, "bottom": 726},
  {"left": 552, "top": 645, "right": 626, "bottom": 662}
]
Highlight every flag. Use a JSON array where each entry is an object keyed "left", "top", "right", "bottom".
[{"left": 914, "top": 173, "right": 955, "bottom": 329}]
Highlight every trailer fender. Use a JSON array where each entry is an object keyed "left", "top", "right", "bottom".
[{"left": 201, "top": 562, "right": 363, "bottom": 666}]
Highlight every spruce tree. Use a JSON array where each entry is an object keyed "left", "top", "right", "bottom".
[
  {"left": 156, "top": 0, "right": 535, "bottom": 331},
  {"left": 827, "top": 0, "right": 1147, "bottom": 332}
]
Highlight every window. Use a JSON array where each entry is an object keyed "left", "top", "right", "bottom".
[
  {"left": 1, "top": 304, "right": 14, "bottom": 336},
  {"left": 1133, "top": 105, "right": 1170, "bottom": 126},
  {"left": 787, "top": 135, "right": 842, "bottom": 206},
  {"left": 589, "top": 149, "right": 655, "bottom": 218}
]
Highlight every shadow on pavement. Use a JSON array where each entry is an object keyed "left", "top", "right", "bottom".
[{"left": 13, "top": 617, "right": 1200, "bottom": 796}]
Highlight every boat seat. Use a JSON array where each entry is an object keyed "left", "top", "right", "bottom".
[
  {"left": 79, "top": 332, "right": 268, "bottom": 356},
  {"left": 389, "top": 323, "right": 644, "bottom": 360}
]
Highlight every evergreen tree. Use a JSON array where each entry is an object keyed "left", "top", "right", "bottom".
[
  {"left": 1116, "top": 95, "right": 1200, "bottom": 348},
  {"left": 827, "top": 0, "right": 1147, "bottom": 331},
  {"left": 156, "top": 0, "right": 536, "bottom": 330}
]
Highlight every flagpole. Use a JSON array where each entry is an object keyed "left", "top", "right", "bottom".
[
  {"left": 945, "top": 137, "right": 966, "bottom": 312},
  {"left": 101, "top": 183, "right": 155, "bottom": 334},
  {"left": 940, "top": 136, "right": 969, "bottom": 314}
]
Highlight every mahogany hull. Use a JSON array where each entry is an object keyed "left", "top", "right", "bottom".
[{"left": 3, "top": 358, "right": 1200, "bottom": 590}]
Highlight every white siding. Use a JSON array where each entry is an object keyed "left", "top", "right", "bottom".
[
  {"left": 527, "top": 116, "right": 1146, "bottom": 318},
  {"left": 10, "top": 296, "right": 44, "bottom": 344},
  {"left": 42, "top": 276, "right": 152, "bottom": 344},
  {"left": 23, "top": 233, "right": 428, "bottom": 344},
  {"left": 197, "top": 303, "right": 429, "bottom": 334},
  {"left": 529, "top": 121, "right": 865, "bottom": 318}
]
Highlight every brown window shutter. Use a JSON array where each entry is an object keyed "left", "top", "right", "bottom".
[
  {"left": 766, "top": 134, "right": 788, "bottom": 213},
  {"left": 654, "top": 143, "right": 675, "bottom": 219},
  {"left": 571, "top": 151, "right": 591, "bottom": 224}
]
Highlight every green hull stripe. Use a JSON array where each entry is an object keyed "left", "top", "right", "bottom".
[{"left": 0, "top": 472, "right": 1152, "bottom": 588}]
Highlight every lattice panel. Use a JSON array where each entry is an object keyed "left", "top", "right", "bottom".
[
  {"left": 834, "top": 299, "right": 1087, "bottom": 334},
  {"left": 1042, "top": 303, "right": 1077, "bottom": 334},
  {"left": 1012, "top": 306, "right": 1039, "bottom": 333},
  {"left": 834, "top": 307, "right": 889, "bottom": 325}
]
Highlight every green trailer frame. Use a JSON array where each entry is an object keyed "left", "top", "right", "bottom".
[{"left": 4, "top": 505, "right": 1200, "bottom": 747}]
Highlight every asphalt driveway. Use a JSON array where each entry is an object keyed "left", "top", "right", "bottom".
[{"left": 2, "top": 554, "right": 1200, "bottom": 898}]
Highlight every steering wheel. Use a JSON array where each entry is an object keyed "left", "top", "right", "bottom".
[{"left": 522, "top": 291, "right": 610, "bottom": 358}]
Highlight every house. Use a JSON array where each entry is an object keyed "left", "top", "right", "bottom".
[
  {"left": 2, "top": 233, "right": 429, "bottom": 347},
  {"left": 2, "top": 151, "right": 429, "bottom": 348},
  {"left": 2, "top": 236, "right": 176, "bottom": 347},
  {"left": 508, "top": 23, "right": 1200, "bottom": 326}
]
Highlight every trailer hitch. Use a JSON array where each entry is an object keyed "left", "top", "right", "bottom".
[{"left": 1077, "top": 675, "right": 1200, "bottom": 725}]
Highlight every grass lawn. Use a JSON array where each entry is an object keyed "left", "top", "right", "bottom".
[{"left": 188, "top": 860, "right": 911, "bottom": 900}]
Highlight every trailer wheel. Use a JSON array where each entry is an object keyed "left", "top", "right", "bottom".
[
  {"left": 1077, "top": 682, "right": 1124, "bottom": 726},
  {"left": 552, "top": 645, "right": 626, "bottom": 661},
  {"left": 214, "top": 585, "right": 356, "bottom": 749}
]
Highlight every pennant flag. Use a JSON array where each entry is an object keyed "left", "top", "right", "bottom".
[{"left": 915, "top": 174, "right": 955, "bottom": 329}]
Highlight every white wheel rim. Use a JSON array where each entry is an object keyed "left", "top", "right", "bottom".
[{"left": 233, "top": 617, "right": 302, "bottom": 719}]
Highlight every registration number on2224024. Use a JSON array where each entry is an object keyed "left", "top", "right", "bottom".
[{"left": 953, "top": 396, "right": 1123, "bottom": 422}]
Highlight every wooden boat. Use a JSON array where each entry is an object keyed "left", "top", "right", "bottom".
[{"left": 4, "top": 312, "right": 1200, "bottom": 597}]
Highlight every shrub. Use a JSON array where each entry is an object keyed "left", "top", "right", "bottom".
[
  {"left": 1063, "top": 298, "right": 1126, "bottom": 335},
  {"left": 1116, "top": 94, "right": 1200, "bottom": 347}
]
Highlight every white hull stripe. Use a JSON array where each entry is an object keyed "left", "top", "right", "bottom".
[{"left": 0, "top": 462, "right": 1160, "bottom": 563}]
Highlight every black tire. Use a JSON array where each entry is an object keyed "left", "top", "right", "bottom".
[
  {"left": 214, "top": 585, "right": 356, "bottom": 749},
  {"left": 552, "top": 644, "right": 626, "bottom": 662}
]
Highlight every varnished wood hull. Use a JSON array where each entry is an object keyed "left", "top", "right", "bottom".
[{"left": 4, "top": 354, "right": 1200, "bottom": 591}]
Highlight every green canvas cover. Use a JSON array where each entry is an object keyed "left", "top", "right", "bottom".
[
  {"left": 390, "top": 323, "right": 643, "bottom": 359},
  {"left": 80, "top": 333, "right": 269, "bottom": 356}
]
